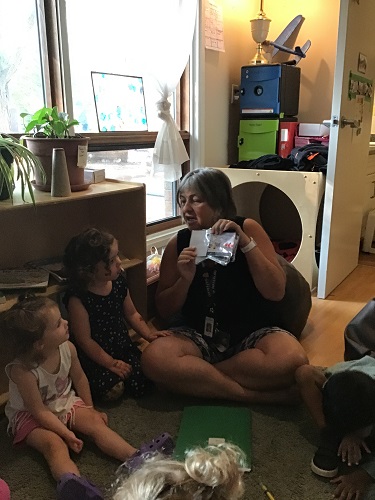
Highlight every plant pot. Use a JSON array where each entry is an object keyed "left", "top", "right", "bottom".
[{"left": 24, "top": 136, "right": 89, "bottom": 192}]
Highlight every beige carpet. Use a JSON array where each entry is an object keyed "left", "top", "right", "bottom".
[{"left": 3, "top": 386, "right": 372, "bottom": 500}]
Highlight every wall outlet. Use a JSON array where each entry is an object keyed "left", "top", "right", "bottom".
[{"left": 231, "top": 84, "right": 240, "bottom": 104}]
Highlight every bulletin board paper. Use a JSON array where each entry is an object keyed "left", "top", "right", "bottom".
[{"left": 205, "top": 0, "right": 225, "bottom": 52}]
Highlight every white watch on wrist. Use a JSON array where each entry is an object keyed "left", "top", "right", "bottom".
[{"left": 240, "top": 237, "right": 257, "bottom": 253}]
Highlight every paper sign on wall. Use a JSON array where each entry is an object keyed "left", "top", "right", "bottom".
[{"left": 205, "top": 0, "right": 225, "bottom": 52}]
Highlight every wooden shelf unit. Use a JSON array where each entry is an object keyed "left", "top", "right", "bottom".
[{"left": 0, "top": 180, "right": 147, "bottom": 407}]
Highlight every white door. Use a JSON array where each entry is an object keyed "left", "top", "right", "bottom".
[{"left": 317, "top": 0, "right": 375, "bottom": 298}]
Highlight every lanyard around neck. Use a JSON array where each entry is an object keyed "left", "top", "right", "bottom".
[{"left": 203, "top": 269, "right": 217, "bottom": 310}]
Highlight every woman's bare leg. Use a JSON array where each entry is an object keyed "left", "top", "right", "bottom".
[
  {"left": 215, "top": 331, "right": 309, "bottom": 390},
  {"left": 141, "top": 334, "right": 306, "bottom": 404}
]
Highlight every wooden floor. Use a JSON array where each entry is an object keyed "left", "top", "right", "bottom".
[{"left": 300, "top": 252, "right": 375, "bottom": 366}]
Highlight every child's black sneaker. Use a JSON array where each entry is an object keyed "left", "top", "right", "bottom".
[
  {"left": 311, "top": 427, "right": 340, "bottom": 478},
  {"left": 311, "top": 444, "right": 339, "bottom": 477}
]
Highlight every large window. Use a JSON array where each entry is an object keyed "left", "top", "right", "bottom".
[
  {"left": 87, "top": 147, "right": 177, "bottom": 223},
  {"left": 1, "top": 0, "right": 190, "bottom": 229},
  {"left": 0, "top": 0, "right": 46, "bottom": 132}
]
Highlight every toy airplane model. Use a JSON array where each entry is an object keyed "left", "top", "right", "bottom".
[
  {"left": 263, "top": 37, "right": 311, "bottom": 65},
  {"left": 265, "top": 14, "right": 311, "bottom": 64},
  {"left": 250, "top": 4, "right": 311, "bottom": 65}
]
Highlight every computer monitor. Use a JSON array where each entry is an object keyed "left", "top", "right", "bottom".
[{"left": 91, "top": 71, "right": 148, "bottom": 132}]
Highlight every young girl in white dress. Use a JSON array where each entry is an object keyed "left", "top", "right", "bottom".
[{"left": 1, "top": 295, "right": 173, "bottom": 499}]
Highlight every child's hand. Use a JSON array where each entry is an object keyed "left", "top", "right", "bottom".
[
  {"left": 65, "top": 431, "right": 84, "bottom": 453},
  {"left": 331, "top": 469, "right": 373, "bottom": 499},
  {"left": 145, "top": 330, "right": 172, "bottom": 342},
  {"left": 338, "top": 434, "right": 371, "bottom": 466},
  {"left": 110, "top": 359, "right": 132, "bottom": 379}
]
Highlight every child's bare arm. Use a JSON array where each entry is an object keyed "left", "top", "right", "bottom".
[
  {"left": 68, "top": 342, "right": 93, "bottom": 406},
  {"left": 123, "top": 292, "right": 171, "bottom": 341},
  {"left": 10, "top": 364, "right": 83, "bottom": 452},
  {"left": 68, "top": 297, "right": 132, "bottom": 380},
  {"left": 69, "top": 343, "right": 109, "bottom": 426},
  {"left": 295, "top": 364, "right": 327, "bottom": 429},
  {"left": 67, "top": 296, "right": 114, "bottom": 368}
]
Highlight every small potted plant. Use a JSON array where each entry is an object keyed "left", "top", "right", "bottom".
[
  {"left": 0, "top": 134, "right": 46, "bottom": 205},
  {"left": 21, "top": 106, "right": 89, "bottom": 191}
]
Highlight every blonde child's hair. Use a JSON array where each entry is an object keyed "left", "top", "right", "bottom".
[
  {"left": 113, "top": 442, "right": 246, "bottom": 500},
  {"left": 0, "top": 294, "right": 56, "bottom": 366}
]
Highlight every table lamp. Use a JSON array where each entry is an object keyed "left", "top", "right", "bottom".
[{"left": 250, "top": 0, "right": 271, "bottom": 65}]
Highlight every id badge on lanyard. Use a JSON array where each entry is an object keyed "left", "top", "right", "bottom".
[
  {"left": 203, "top": 268, "right": 230, "bottom": 349},
  {"left": 203, "top": 269, "right": 216, "bottom": 338},
  {"left": 204, "top": 316, "right": 215, "bottom": 337}
]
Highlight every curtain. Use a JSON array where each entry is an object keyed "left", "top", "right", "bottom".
[{"left": 125, "top": 0, "right": 198, "bottom": 181}]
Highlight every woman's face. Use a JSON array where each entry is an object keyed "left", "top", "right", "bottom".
[{"left": 179, "top": 188, "right": 217, "bottom": 230}]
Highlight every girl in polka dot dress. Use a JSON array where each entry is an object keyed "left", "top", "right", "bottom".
[{"left": 63, "top": 228, "right": 170, "bottom": 403}]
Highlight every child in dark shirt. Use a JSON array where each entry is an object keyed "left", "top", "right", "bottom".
[
  {"left": 296, "top": 357, "right": 375, "bottom": 500},
  {"left": 63, "top": 228, "right": 170, "bottom": 402}
]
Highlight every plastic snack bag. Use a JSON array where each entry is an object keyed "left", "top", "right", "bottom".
[
  {"left": 190, "top": 229, "right": 239, "bottom": 265},
  {"left": 207, "top": 231, "right": 239, "bottom": 265}
]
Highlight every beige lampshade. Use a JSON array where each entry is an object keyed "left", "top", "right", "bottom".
[{"left": 250, "top": 17, "right": 271, "bottom": 44}]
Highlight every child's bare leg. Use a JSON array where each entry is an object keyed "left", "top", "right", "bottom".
[
  {"left": 26, "top": 428, "right": 79, "bottom": 481},
  {"left": 72, "top": 407, "right": 137, "bottom": 461}
]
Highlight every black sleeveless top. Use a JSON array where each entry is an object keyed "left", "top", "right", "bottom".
[{"left": 176, "top": 216, "right": 311, "bottom": 343}]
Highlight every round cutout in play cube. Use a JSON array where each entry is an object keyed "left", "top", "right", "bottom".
[
  {"left": 233, "top": 182, "right": 303, "bottom": 262},
  {"left": 217, "top": 168, "right": 325, "bottom": 289}
]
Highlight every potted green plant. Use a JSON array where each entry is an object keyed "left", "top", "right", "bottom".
[
  {"left": 21, "top": 106, "right": 89, "bottom": 192},
  {"left": 0, "top": 134, "right": 46, "bottom": 205}
]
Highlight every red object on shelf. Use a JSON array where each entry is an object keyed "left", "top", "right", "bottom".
[
  {"left": 272, "top": 240, "right": 300, "bottom": 262},
  {"left": 294, "top": 135, "right": 329, "bottom": 148},
  {"left": 278, "top": 122, "right": 299, "bottom": 158}
]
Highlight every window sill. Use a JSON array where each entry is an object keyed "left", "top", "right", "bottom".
[
  {"left": 147, "top": 273, "right": 159, "bottom": 286},
  {"left": 85, "top": 130, "right": 190, "bottom": 148},
  {"left": 146, "top": 223, "right": 186, "bottom": 251}
]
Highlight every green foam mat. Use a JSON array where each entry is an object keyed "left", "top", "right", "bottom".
[{"left": 174, "top": 405, "right": 252, "bottom": 471}]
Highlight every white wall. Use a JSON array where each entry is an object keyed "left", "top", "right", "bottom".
[
  {"left": 203, "top": 0, "right": 251, "bottom": 166},
  {"left": 202, "top": 0, "right": 340, "bottom": 166}
]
